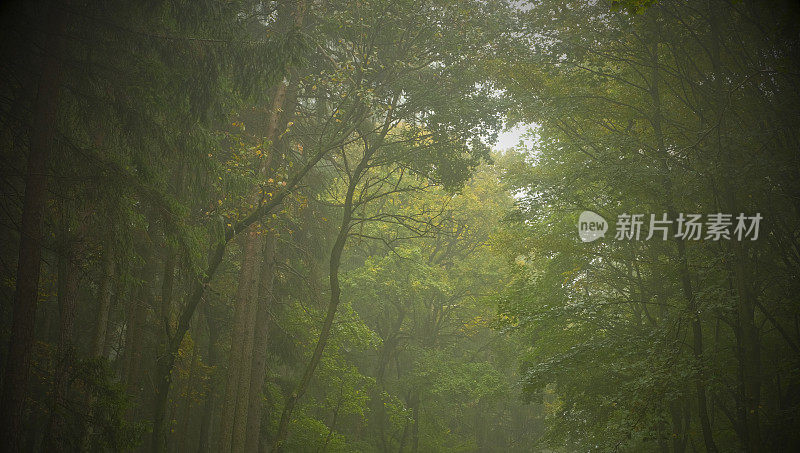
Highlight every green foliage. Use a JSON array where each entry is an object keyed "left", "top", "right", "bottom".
[
  {"left": 493, "top": 0, "right": 800, "bottom": 450},
  {"left": 285, "top": 416, "right": 350, "bottom": 452},
  {"left": 610, "top": 0, "right": 658, "bottom": 14},
  {"left": 6, "top": 0, "right": 797, "bottom": 451},
  {"left": 83, "top": 359, "right": 147, "bottom": 450}
]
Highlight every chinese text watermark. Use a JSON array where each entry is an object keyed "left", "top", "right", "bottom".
[{"left": 579, "top": 211, "right": 761, "bottom": 242}]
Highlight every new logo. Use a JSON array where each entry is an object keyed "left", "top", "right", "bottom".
[{"left": 578, "top": 211, "right": 607, "bottom": 242}]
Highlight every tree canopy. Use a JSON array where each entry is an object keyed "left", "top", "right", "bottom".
[{"left": 0, "top": 0, "right": 798, "bottom": 452}]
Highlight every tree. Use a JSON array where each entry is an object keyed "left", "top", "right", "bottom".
[
  {"left": 493, "top": 0, "right": 800, "bottom": 450},
  {"left": 0, "top": 3, "right": 69, "bottom": 449}
]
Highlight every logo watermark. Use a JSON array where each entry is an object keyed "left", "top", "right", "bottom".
[
  {"left": 578, "top": 211, "right": 608, "bottom": 242},
  {"left": 578, "top": 211, "right": 762, "bottom": 242}
]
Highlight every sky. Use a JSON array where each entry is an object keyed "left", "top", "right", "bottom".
[{"left": 494, "top": 122, "right": 537, "bottom": 151}]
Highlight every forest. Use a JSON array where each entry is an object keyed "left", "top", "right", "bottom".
[{"left": 0, "top": 0, "right": 799, "bottom": 451}]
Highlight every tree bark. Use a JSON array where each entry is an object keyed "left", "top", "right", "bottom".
[
  {"left": 220, "top": 41, "right": 292, "bottom": 453},
  {"left": 372, "top": 309, "right": 405, "bottom": 451},
  {"left": 124, "top": 287, "right": 148, "bottom": 397},
  {"left": 707, "top": 3, "right": 761, "bottom": 449},
  {"left": 677, "top": 238, "right": 718, "bottom": 453},
  {"left": 198, "top": 303, "right": 220, "bottom": 453},
  {"left": 244, "top": 235, "right": 277, "bottom": 453},
  {"left": 646, "top": 12, "right": 718, "bottom": 451},
  {"left": 43, "top": 205, "right": 85, "bottom": 451},
  {"left": 272, "top": 150, "right": 369, "bottom": 451},
  {"left": 125, "top": 222, "right": 157, "bottom": 427},
  {"left": 150, "top": 89, "right": 357, "bottom": 451},
  {"left": 219, "top": 229, "right": 264, "bottom": 453},
  {"left": 178, "top": 346, "right": 199, "bottom": 452},
  {"left": 91, "top": 230, "right": 115, "bottom": 358},
  {"left": 0, "top": 2, "right": 68, "bottom": 449}
]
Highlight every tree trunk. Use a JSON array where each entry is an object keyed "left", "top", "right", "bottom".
[
  {"left": 731, "top": 244, "right": 762, "bottom": 452},
  {"left": 707, "top": 3, "right": 761, "bottom": 449},
  {"left": 676, "top": 238, "right": 718, "bottom": 453},
  {"left": 91, "top": 231, "right": 115, "bottom": 358},
  {"left": 198, "top": 303, "right": 220, "bottom": 453},
  {"left": 44, "top": 207, "right": 84, "bottom": 451},
  {"left": 197, "top": 380, "right": 216, "bottom": 453},
  {"left": 245, "top": 235, "right": 277, "bottom": 453},
  {"left": 156, "top": 251, "right": 177, "bottom": 450},
  {"left": 221, "top": 13, "right": 298, "bottom": 446},
  {"left": 151, "top": 86, "right": 341, "bottom": 452},
  {"left": 125, "top": 223, "right": 157, "bottom": 426},
  {"left": 81, "top": 222, "right": 116, "bottom": 449},
  {"left": 124, "top": 287, "right": 148, "bottom": 396},
  {"left": 150, "top": 2, "right": 338, "bottom": 445},
  {"left": 372, "top": 311, "right": 404, "bottom": 451},
  {"left": 221, "top": 77, "right": 287, "bottom": 453},
  {"left": 153, "top": 240, "right": 223, "bottom": 453},
  {"left": 646, "top": 13, "right": 718, "bottom": 451},
  {"left": 178, "top": 346, "right": 199, "bottom": 452},
  {"left": 219, "top": 229, "right": 263, "bottom": 453},
  {"left": 0, "top": 2, "right": 68, "bottom": 449},
  {"left": 273, "top": 150, "right": 368, "bottom": 451}
]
